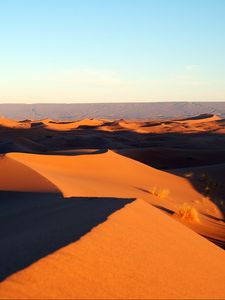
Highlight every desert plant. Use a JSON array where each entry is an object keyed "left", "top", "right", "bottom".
[
  {"left": 149, "top": 187, "right": 170, "bottom": 199},
  {"left": 175, "top": 203, "right": 200, "bottom": 223},
  {"left": 149, "top": 186, "right": 157, "bottom": 196},
  {"left": 157, "top": 189, "right": 170, "bottom": 199}
]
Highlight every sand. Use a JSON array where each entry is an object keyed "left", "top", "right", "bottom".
[
  {"left": 0, "top": 199, "right": 225, "bottom": 299},
  {"left": 0, "top": 114, "right": 224, "bottom": 299}
]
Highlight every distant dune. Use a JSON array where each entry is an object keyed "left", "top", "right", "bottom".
[
  {"left": 0, "top": 113, "right": 224, "bottom": 299},
  {"left": 176, "top": 113, "right": 221, "bottom": 123}
]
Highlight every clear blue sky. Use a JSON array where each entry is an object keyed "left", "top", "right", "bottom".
[{"left": 0, "top": 0, "right": 225, "bottom": 102}]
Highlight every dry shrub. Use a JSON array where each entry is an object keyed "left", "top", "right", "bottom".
[
  {"left": 149, "top": 186, "right": 157, "bottom": 196},
  {"left": 175, "top": 203, "right": 200, "bottom": 223},
  {"left": 158, "top": 189, "right": 170, "bottom": 199},
  {"left": 149, "top": 187, "right": 170, "bottom": 199}
]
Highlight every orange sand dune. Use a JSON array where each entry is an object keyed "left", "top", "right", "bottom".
[
  {"left": 3, "top": 151, "right": 205, "bottom": 205},
  {"left": 0, "top": 117, "right": 31, "bottom": 129},
  {"left": 44, "top": 118, "right": 104, "bottom": 131},
  {"left": 110, "top": 114, "right": 222, "bottom": 134},
  {"left": 0, "top": 154, "right": 58, "bottom": 192},
  {"left": 0, "top": 199, "right": 225, "bottom": 299},
  {"left": 1, "top": 150, "right": 224, "bottom": 245},
  {"left": 0, "top": 114, "right": 222, "bottom": 135},
  {"left": 1, "top": 150, "right": 223, "bottom": 221},
  {"left": 0, "top": 148, "right": 225, "bottom": 299},
  {"left": 0, "top": 114, "right": 224, "bottom": 299},
  {"left": 0, "top": 114, "right": 225, "bottom": 299},
  {"left": 176, "top": 114, "right": 221, "bottom": 124}
]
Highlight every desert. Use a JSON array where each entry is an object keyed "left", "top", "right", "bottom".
[
  {"left": 1, "top": 0, "right": 225, "bottom": 297},
  {"left": 0, "top": 113, "right": 224, "bottom": 299}
]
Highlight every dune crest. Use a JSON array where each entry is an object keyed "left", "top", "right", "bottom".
[
  {"left": 4, "top": 151, "right": 202, "bottom": 202},
  {"left": 176, "top": 113, "right": 221, "bottom": 123},
  {"left": 0, "top": 199, "right": 225, "bottom": 299},
  {"left": 0, "top": 117, "right": 30, "bottom": 129},
  {"left": 1, "top": 150, "right": 224, "bottom": 247}
]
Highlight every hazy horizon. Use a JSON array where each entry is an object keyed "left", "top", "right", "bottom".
[
  {"left": 1, "top": 102, "right": 225, "bottom": 121},
  {"left": 0, "top": 100, "right": 225, "bottom": 105}
]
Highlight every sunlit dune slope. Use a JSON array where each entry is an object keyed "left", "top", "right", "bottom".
[
  {"left": 1, "top": 150, "right": 222, "bottom": 219},
  {"left": 44, "top": 118, "right": 104, "bottom": 131},
  {"left": 1, "top": 150, "right": 224, "bottom": 245},
  {"left": 176, "top": 113, "right": 221, "bottom": 124},
  {"left": 100, "top": 114, "right": 222, "bottom": 135},
  {"left": 2, "top": 150, "right": 203, "bottom": 204},
  {"left": 0, "top": 199, "right": 225, "bottom": 299},
  {"left": 0, "top": 117, "right": 30, "bottom": 129}
]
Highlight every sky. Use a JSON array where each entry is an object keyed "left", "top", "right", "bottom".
[{"left": 0, "top": 0, "right": 225, "bottom": 103}]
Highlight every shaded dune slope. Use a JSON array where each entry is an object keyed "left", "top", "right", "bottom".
[
  {"left": 0, "top": 191, "right": 133, "bottom": 281},
  {"left": 116, "top": 147, "right": 225, "bottom": 169},
  {"left": 0, "top": 155, "right": 58, "bottom": 193},
  {"left": 170, "top": 163, "right": 225, "bottom": 247}
]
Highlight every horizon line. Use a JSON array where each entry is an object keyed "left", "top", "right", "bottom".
[{"left": 0, "top": 100, "right": 225, "bottom": 105}]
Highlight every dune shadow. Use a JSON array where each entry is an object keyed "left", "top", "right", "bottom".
[
  {"left": 153, "top": 205, "right": 174, "bottom": 215},
  {"left": 1, "top": 125, "right": 225, "bottom": 168},
  {"left": 201, "top": 235, "right": 225, "bottom": 250},
  {"left": 47, "top": 148, "right": 108, "bottom": 156},
  {"left": 169, "top": 168, "right": 225, "bottom": 220},
  {"left": 0, "top": 191, "right": 135, "bottom": 281}
]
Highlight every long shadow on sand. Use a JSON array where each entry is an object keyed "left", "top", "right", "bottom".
[
  {"left": 0, "top": 191, "right": 134, "bottom": 281},
  {"left": 1, "top": 125, "right": 225, "bottom": 168}
]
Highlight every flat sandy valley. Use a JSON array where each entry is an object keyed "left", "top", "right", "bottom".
[{"left": 0, "top": 113, "right": 225, "bottom": 299}]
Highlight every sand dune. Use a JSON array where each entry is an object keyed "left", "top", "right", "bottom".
[
  {"left": 44, "top": 118, "right": 104, "bottom": 131},
  {"left": 1, "top": 151, "right": 205, "bottom": 203},
  {"left": 0, "top": 117, "right": 31, "bottom": 129},
  {"left": 0, "top": 114, "right": 224, "bottom": 299},
  {"left": 0, "top": 199, "right": 225, "bottom": 299},
  {"left": 0, "top": 115, "right": 224, "bottom": 155},
  {"left": 176, "top": 113, "right": 221, "bottom": 123},
  {"left": 0, "top": 150, "right": 224, "bottom": 245},
  {"left": 0, "top": 154, "right": 58, "bottom": 193},
  {"left": 0, "top": 114, "right": 222, "bottom": 133}
]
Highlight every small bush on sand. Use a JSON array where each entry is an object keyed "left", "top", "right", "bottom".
[
  {"left": 158, "top": 189, "right": 170, "bottom": 199},
  {"left": 149, "top": 186, "right": 157, "bottom": 196},
  {"left": 149, "top": 187, "right": 170, "bottom": 199},
  {"left": 175, "top": 203, "right": 200, "bottom": 223}
]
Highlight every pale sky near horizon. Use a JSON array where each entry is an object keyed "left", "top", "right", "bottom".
[{"left": 0, "top": 0, "right": 225, "bottom": 103}]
